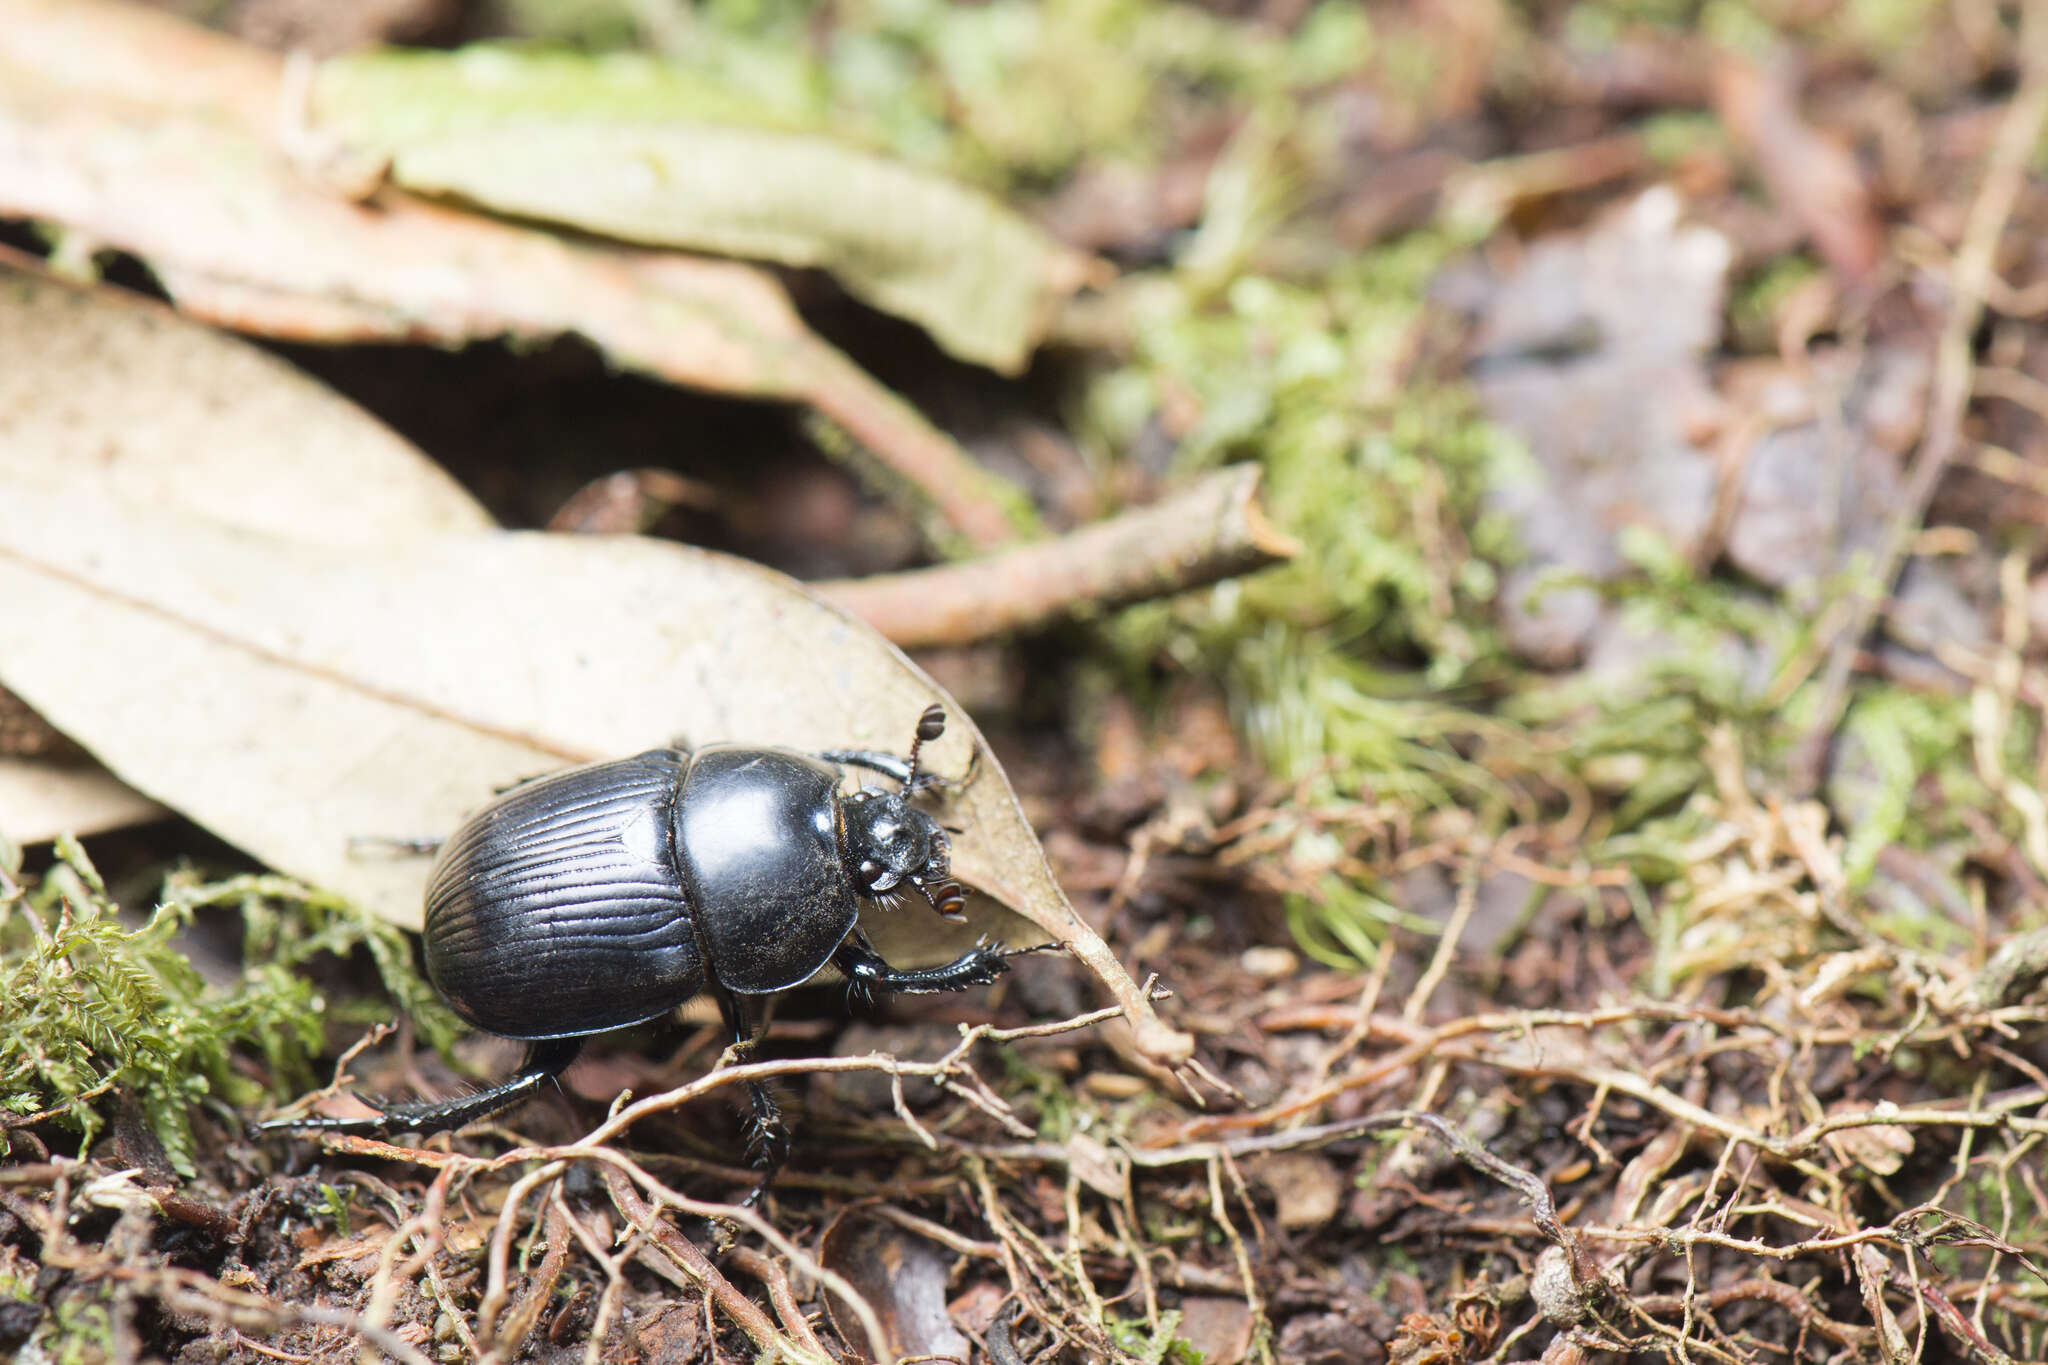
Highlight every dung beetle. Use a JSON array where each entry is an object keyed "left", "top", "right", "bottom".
[{"left": 260, "top": 704, "right": 1029, "bottom": 1185}]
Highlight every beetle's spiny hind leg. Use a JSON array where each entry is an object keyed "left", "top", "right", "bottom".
[
  {"left": 831, "top": 931, "right": 1027, "bottom": 996},
  {"left": 253, "top": 1037, "right": 582, "bottom": 1140},
  {"left": 739, "top": 1083, "right": 789, "bottom": 1207},
  {"left": 715, "top": 993, "right": 789, "bottom": 1207}
]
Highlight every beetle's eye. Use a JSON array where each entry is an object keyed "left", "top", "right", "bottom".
[{"left": 859, "top": 858, "right": 882, "bottom": 883}]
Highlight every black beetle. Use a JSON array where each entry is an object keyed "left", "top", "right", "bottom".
[{"left": 260, "top": 704, "right": 1027, "bottom": 1181}]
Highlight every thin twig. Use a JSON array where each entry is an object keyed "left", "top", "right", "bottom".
[
  {"left": 727, "top": 1246, "right": 835, "bottom": 1362},
  {"left": 1402, "top": 850, "right": 1486, "bottom": 1024},
  {"left": 817, "top": 465, "right": 1297, "bottom": 647},
  {"left": 601, "top": 1164, "right": 836, "bottom": 1365}
]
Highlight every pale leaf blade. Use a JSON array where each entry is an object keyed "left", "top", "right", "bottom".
[{"left": 0, "top": 264, "right": 493, "bottom": 542}]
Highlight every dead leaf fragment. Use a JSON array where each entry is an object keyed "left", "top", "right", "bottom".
[
  {"left": 0, "top": 758, "right": 167, "bottom": 844},
  {"left": 1465, "top": 188, "right": 1733, "bottom": 665},
  {"left": 1280, "top": 1308, "right": 1390, "bottom": 1365},
  {"left": 1177, "top": 1297, "right": 1256, "bottom": 1365},
  {"left": 818, "top": 1212, "right": 971, "bottom": 1365},
  {"left": 1246, "top": 1150, "right": 1344, "bottom": 1229},
  {"left": 0, "top": 13, "right": 1030, "bottom": 549},
  {"left": 1821, "top": 1107, "right": 1914, "bottom": 1176},
  {"left": 624, "top": 1300, "right": 707, "bottom": 1365},
  {"left": 1722, "top": 346, "right": 1932, "bottom": 590},
  {"left": 1712, "top": 54, "right": 1884, "bottom": 282},
  {"left": 1065, "top": 1130, "right": 1133, "bottom": 1204},
  {"left": 0, "top": 263, "right": 491, "bottom": 544}
]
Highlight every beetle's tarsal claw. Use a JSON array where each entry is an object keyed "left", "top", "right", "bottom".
[{"left": 947, "top": 935, "right": 1012, "bottom": 987}]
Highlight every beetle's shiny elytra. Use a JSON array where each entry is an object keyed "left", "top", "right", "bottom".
[
  {"left": 258, "top": 706, "right": 1020, "bottom": 1191},
  {"left": 425, "top": 746, "right": 860, "bottom": 1037}
]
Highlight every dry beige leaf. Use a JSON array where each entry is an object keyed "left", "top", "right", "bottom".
[
  {"left": 0, "top": 261, "right": 494, "bottom": 840},
  {"left": 1064, "top": 1130, "right": 1133, "bottom": 1203},
  {"left": 1821, "top": 1109, "right": 1915, "bottom": 1176},
  {"left": 1177, "top": 1298, "right": 1256, "bottom": 1365},
  {"left": 0, "top": 264, "right": 490, "bottom": 542},
  {"left": 0, "top": 759, "right": 166, "bottom": 844},
  {"left": 0, "top": 486, "right": 1189, "bottom": 1065}
]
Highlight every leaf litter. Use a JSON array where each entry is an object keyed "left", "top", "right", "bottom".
[
  {"left": 310, "top": 47, "right": 1097, "bottom": 375},
  {"left": 4, "top": 0, "right": 2048, "bottom": 1363},
  {"left": 0, "top": 258, "right": 492, "bottom": 842}
]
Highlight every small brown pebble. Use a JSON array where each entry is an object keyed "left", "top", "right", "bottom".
[
  {"left": 1081, "top": 1072, "right": 1152, "bottom": 1099},
  {"left": 1240, "top": 946, "right": 1300, "bottom": 979}
]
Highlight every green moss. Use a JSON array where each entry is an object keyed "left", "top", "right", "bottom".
[
  {"left": 40, "top": 1286, "right": 116, "bottom": 1365},
  {"left": 1094, "top": 240, "right": 1516, "bottom": 743},
  {"left": 316, "top": 1183, "right": 357, "bottom": 1237},
  {"left": 1108, "top": 1309, "right": 1204, "bottom": 1365},
  {"left": 1838, "top": 0, "right": 1951, "bottom": 55},
  {"left": 0, "top": 841, "right": 452, "bottom": 1177},
  {"left": 995, "top": 1044, "right": 1084, "bottom": 1139},
  {"left": 1639, "top": 111, "right": 1726, "bottom": 168},
  {"left": 472, "top": 0, "right": 1367, "bottom": 190},
  {"left": 1728, "top": 253, "right": 1823, "bottom": 353}
]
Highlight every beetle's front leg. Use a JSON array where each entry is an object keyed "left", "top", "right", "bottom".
[
  {"left": 817, "top": 747, "right": 916, "bottom": 786},
  {"left": 818, "top": 745, "right": 977, "bottom": 795},
  {"left": 832, "top": 929, "right": 1016, "bottom": 996}
]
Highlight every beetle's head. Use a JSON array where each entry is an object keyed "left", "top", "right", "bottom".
[
  {"left": 843, "top": 790, "right": 964, "bottom": 919},
  {"left": 841, "top": 704, "right": 968, "bottom": 921}
]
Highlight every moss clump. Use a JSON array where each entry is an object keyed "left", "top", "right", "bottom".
[
  {"left": 0, "top": 839, "right": 452, "bottom": 1177},
  {"left": 1107, "top": 1309, "right": 1205, "bottom": 1365}
]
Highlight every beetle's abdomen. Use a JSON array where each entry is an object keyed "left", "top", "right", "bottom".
[
  {"left": 676, "top": 746, "right": 858, "bottom": 994},
  {"left": 425, "top": 750, "right": 704, "bottom": 1040}
]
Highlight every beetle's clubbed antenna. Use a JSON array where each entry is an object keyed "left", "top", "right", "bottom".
[
  {"left": 915, "top": 815, "right": 966, "bottom": 920},
  {"left": 920, "top": 879, "right": 968, "bottom": 921},
  {"left": 903, "top": 702, "right": 946, "bottom": 793}
]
